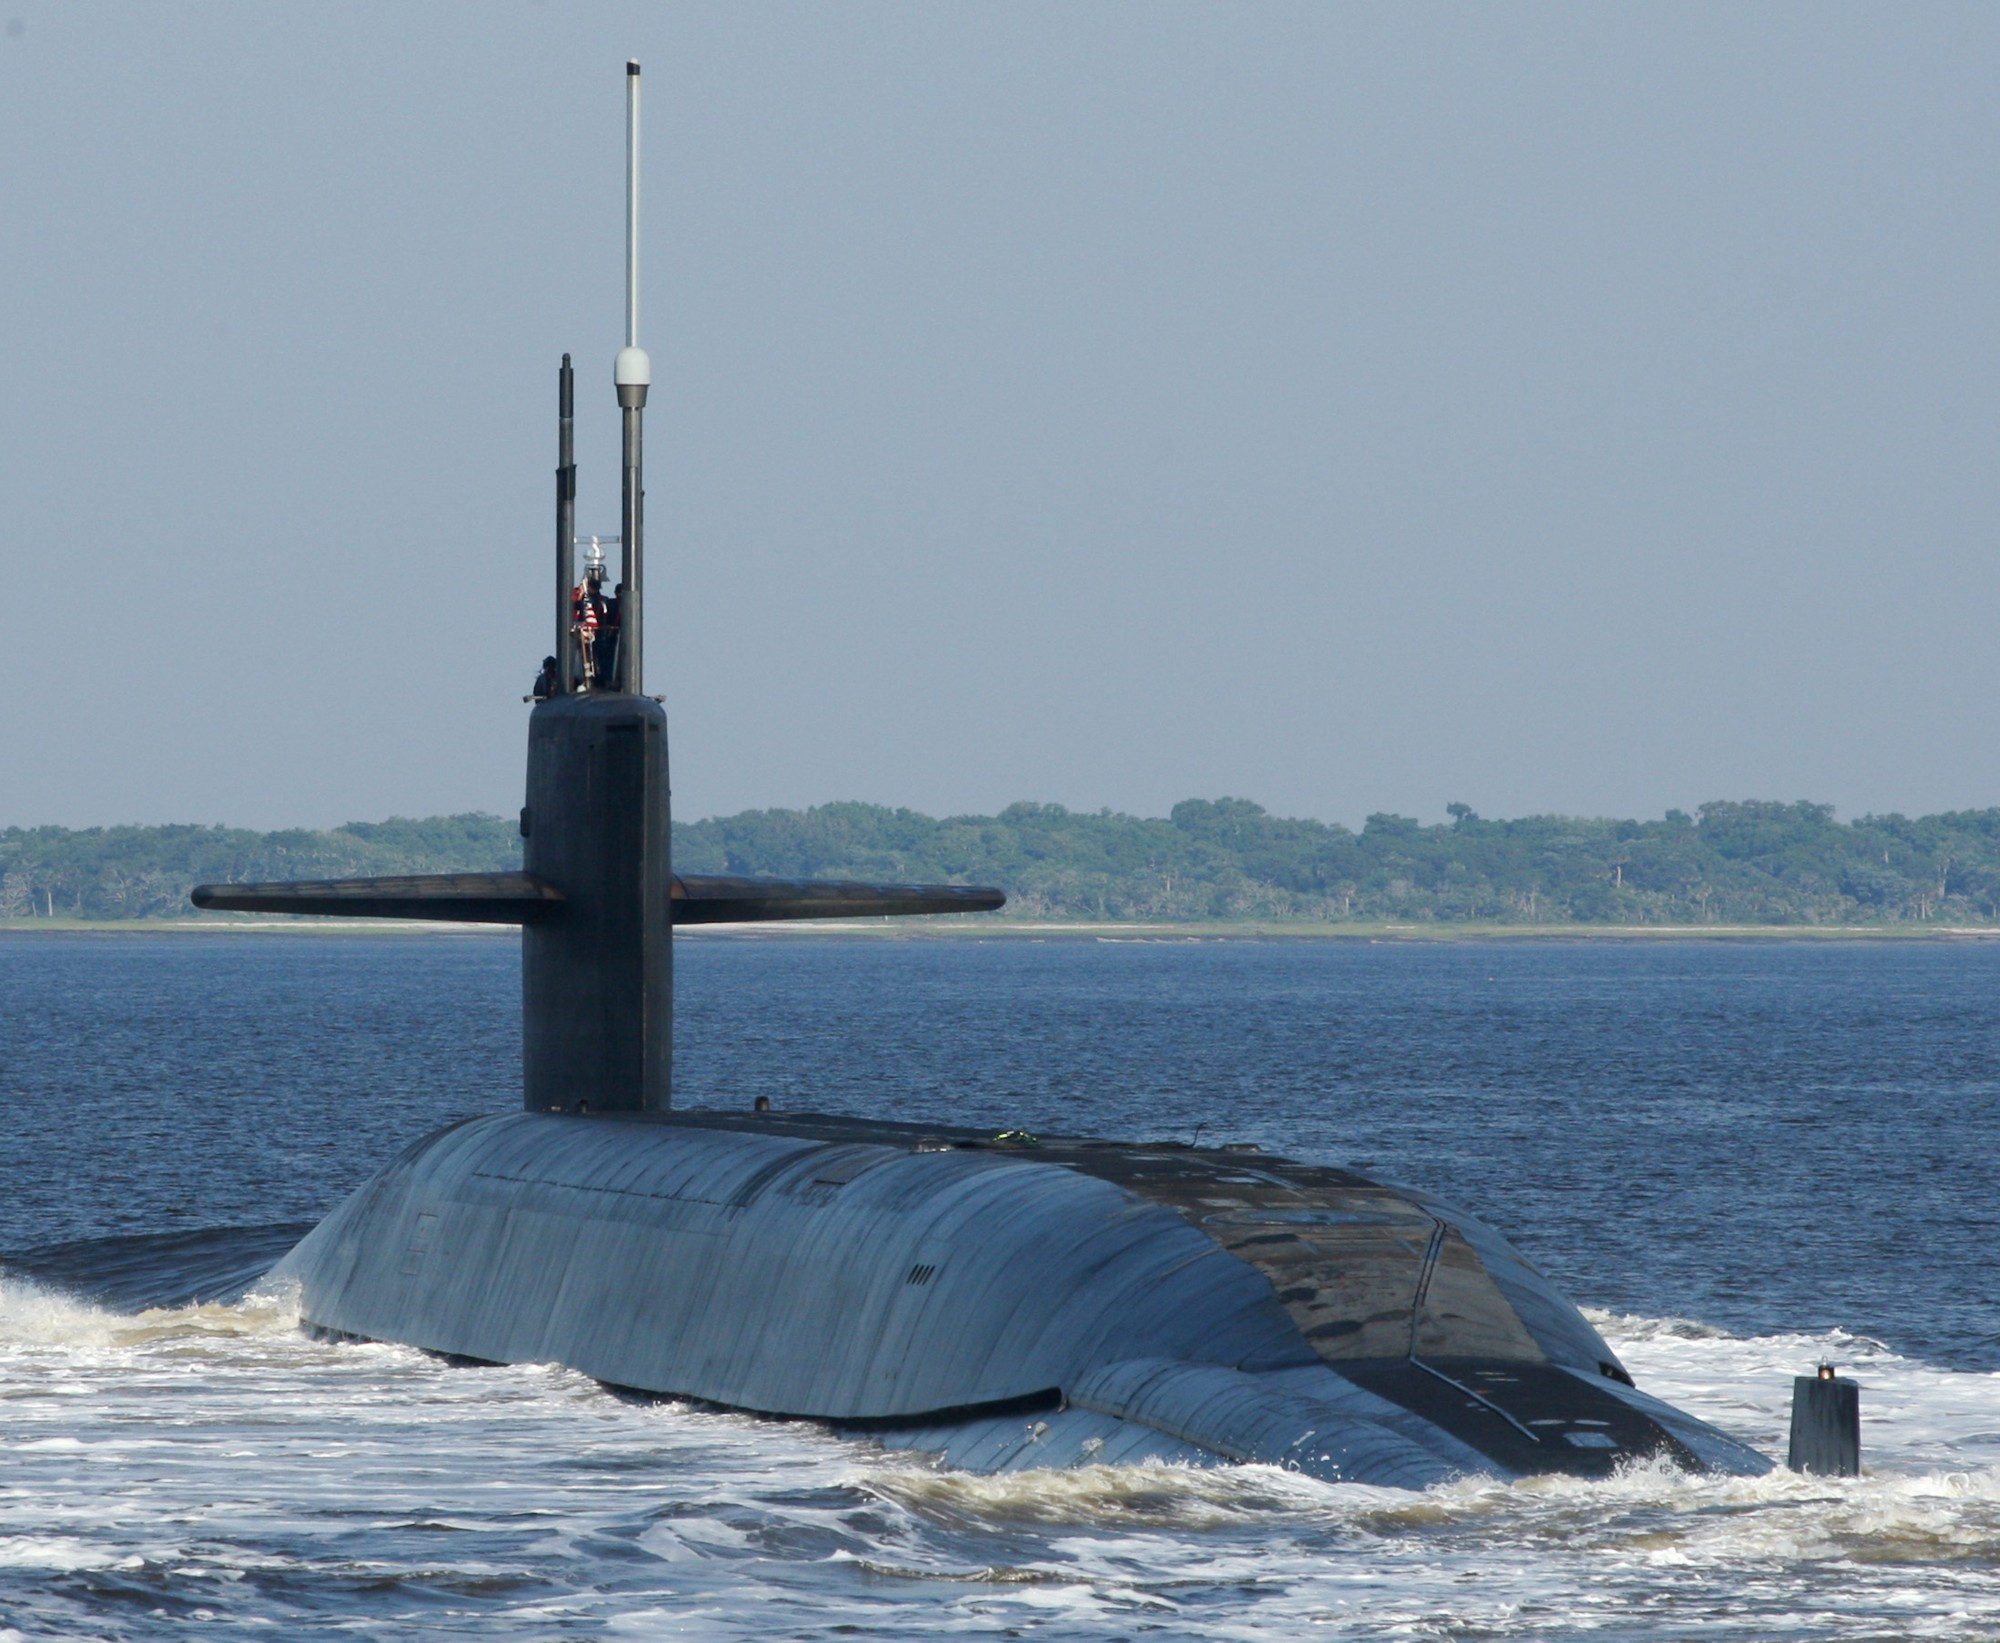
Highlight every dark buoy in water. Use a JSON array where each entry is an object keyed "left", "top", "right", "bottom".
[{"left": 1788, "top": 1362, "right": 1861, "bottom": 1476}]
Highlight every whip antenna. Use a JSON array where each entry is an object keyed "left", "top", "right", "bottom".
[{"left": 625, "top": 59, "right": 641, "bottom": 350}]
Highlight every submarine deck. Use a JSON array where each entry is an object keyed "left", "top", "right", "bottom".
[
  {"left": 559, "top": 1102, "right": 1627, "bottom": 1383},
  {"left": 633, "top": 1104, "right": 1291, "bottom": 1171},
  {"left": 278, "top": 1103, "right": 1771, "bottom": 1484}
]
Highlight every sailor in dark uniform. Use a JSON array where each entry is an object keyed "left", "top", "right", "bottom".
[{"left": 600, "top": 582, "right": 624, "bottom": 689}]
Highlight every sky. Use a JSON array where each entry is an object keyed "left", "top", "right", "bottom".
[{"left": 4, "top": 3, "right": 1998, "bottom": 831}]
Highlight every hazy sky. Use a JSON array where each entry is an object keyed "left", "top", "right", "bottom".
[{"left": 5, "top": 4, "right": 1997, "bottom": 830}]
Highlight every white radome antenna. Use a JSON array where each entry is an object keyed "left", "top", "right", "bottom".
[{"left": 613, "top": 60, "right": 649, "bottom": 693}]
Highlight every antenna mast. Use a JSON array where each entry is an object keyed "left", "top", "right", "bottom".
[
  {"left": 613, "top": 59, "right": 651, "bottom": 693},
  {"left": 555, "top": 355, "right": 575, "bottom": 692}
]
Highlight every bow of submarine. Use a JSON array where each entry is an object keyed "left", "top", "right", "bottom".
[{"left": 269, "top": 1106, "right": 1770, "bottom": 1488}]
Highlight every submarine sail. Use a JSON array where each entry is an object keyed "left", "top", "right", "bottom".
[{"left": 192, "top": 61, "right": 1769, "bottom": 1488}]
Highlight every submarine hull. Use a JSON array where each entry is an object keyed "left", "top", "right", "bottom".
[
  {"left": 272, "top": 1109, "right": 1769, "bottom": 1488},
  {"left": 199, "top": 69, "right": 1771, "bottom": 1496}
]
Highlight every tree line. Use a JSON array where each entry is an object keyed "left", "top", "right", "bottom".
[
  {"left": 0, "top": 816, "right": 524, "bottom": 921},
  {"left": 10, "top": 797, "right": 2000, "bottom": 925}
]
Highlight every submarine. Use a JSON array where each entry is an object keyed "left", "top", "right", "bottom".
[{"left": 193, "top": 62, "right": 1769, "bottom": 1490}]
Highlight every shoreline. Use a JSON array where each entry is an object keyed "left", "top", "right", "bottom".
[{"left": 7, "top": 917, "right": 2000, "bottom": 942}]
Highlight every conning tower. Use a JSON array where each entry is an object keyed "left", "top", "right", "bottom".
[
  {"left": 528, "top": 59, "right": 670, "bottom": 1110},
  {"left": 191, "top": 61, "right": 1004, "bottom": 1113}
]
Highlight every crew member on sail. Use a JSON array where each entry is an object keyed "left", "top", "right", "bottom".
[{"left": 571, "top": 543, "right": 612, "bottom": 688}]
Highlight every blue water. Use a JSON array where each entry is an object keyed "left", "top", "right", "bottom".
[
  {"left": 6, "top": 932, "right": 1995, "bottom": 1367},
  {"left": 2, "top": 931, "right": 1997, "bottom": 1640}
]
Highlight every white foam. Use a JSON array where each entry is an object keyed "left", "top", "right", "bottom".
[
  {"left": 0, "top": 1536, "right": 130, "bottom": 1572},
  {"left": 0, "top": 1292, "right": 1995, "bottom": 1639},
  {"left": 0, "top": 1273, "right": 302, "bottom": 1354}
]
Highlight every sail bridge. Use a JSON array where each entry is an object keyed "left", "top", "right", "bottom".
[{"left": 191, "top": 69, "right": 1003, "bottom": 1113}]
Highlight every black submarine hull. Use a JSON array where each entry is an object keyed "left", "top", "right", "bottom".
[
  {"left": 207, "top": 74, "right": 1769, "bottom": 1494},
  {"left": 272, "top": 1108, "right": 1769, "bottom": 1488}
]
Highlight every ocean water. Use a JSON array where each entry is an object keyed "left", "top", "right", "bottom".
[{"left": 1, "top": 931, "right": 1997, "bottom": 1640}]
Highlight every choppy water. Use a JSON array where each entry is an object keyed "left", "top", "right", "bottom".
[{"left": 2, "top": 932, "right": 1997, "bottom": 1639}]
